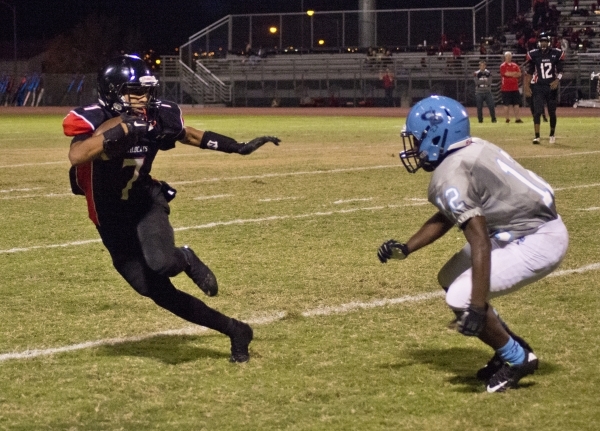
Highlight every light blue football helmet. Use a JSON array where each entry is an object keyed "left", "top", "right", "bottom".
[{"left": 400, "top": 95, "right": 471, "bottom": 173}]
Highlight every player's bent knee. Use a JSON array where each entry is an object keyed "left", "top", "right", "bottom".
[{"left": 445, "top": 287, "right": 471, "bottom": 310}]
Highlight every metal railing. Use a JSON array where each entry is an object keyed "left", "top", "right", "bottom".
[{"left": 178, "top": 0, "right": 525, "bottom": 70}]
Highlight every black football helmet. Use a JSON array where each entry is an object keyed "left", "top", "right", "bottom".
[
  {"left": 97, "top": 54, "right": 159, "bottom": 114},
  {"left": 538, "top": 32, "right": 551, "bottom": 42}
]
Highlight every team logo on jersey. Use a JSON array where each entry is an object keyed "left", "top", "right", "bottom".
[{"left": 207, "top": 140, "right": 219, "bottom": 150}]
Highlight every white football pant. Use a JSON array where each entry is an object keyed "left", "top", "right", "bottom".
[{"left": 440, "top": 216, "right": 569, "bottom": 310}]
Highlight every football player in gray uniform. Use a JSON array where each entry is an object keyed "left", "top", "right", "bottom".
[{"left": 377, "top": 95, "right": 568, "bottom": 392}]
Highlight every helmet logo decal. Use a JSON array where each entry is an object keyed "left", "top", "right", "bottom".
[{"left": 421, "top": 109, "right": 444, "bottom": 129}]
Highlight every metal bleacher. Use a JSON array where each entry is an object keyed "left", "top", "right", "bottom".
[{"left": 158, "top": 0, "right": 600, "bottom": 107}]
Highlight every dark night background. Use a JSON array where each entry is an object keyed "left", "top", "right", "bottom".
[{"left": 0, "top": 0, "right": 484, "bottom": 57}]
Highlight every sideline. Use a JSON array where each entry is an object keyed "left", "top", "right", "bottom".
[{"left": 1, "top": 262, "right": 598, "bottom": 363}]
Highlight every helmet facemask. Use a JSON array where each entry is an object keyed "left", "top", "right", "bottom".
[
  {"left": 400, "top": 127, "right": 423, "bottom": 173},
  {"left": 119, "top": 76, "right": 159, "bottom": 116}
]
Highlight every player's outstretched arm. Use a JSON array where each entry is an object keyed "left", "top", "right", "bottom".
[
  {"left": 238, "top": 136, "right": 281, "bottom": 155},
  {"left": 180, "top": 126, "right": 280, "bottom": 155},
  {"left": 377, "top": 211, "right": 453, "bottom": 263},
  {"left": 406, "top": 211, "right": 454, "bottom": 252}
]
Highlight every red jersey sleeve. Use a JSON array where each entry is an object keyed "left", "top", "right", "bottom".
[{"left": 62, "top": 110, "right": 95, "bottom": 137}]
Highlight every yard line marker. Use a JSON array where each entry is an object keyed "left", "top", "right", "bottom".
[
  {"left": 0, "top": 161, "right": 65, "bottom": 169},
  {"left": 258, "top": 197, "right": 300, "bottom": 202},
  {"left": 0, "top": 187, "right": 42, "bottom": 193},
  {"left": 333, "top": 198, "right": 373, "bottom": 204},
  {"left": 169, "top": 165, "right": 399, "bottom": 185},
  {"left": 554, "top": 183, "right": 600, "bottom": 191},
  {"left": 193, "top": 194, "right": 234, "bottom": 200},
  {"left": 519, "top": 150, "right": 600, "bottom": 159},
  {"left": 0, "top": 202, "right": 428, "bottom": 254},
  {"left": 1, "top": 261, "right": 598, "bottom": 363},
  {"left": 1, "top": 149, "right": 598, "bottom": 170},
  {"left": 301, "top": 291, "right": 444, "bottom": 317},
  {"left": 577, "top": 207, "right": 600, "bottom": 211},
  {"left": 172, "top": 203, "right": 428, "bottom": 233},
  {"left": 0, "top": 193, "right": 73, "bottom": 200},
  {"left": 548, "top": 263, "right": 600, "bottom": 277}
]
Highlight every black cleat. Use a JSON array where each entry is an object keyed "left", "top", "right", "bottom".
[
  {"left": 229, "top": 319, "right": 253, "bottom": 363},
  {"left": 181, "top": 246, "right": 218, "bottom": 297},
  {"left": 477, "top": 353, "right": 504, "bottom": 382},
  {"left": 486, "top": 350, "right": 539, "bottom": 393},
  {"left": 477, "top": 334, "right": 534, "bottom": 382}
]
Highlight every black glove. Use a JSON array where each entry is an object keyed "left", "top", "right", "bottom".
[
  {"left": 457, "top": 304, "right": 488, "bottom": 336},
  {"left": 120, "top": 113, "right": 149, "bottom": 138},
  {"left": 238, "top": 136, "right": 281, "bottom": 155},
  {"left": 377, "top": 240, "right": 409, "bottom": 263},
  {"left": 102, "top": 115, "right": 149, "bottom": 158}
]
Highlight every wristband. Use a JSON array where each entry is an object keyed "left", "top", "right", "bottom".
[
  {"left": 102, "top": 123, "right": 130, "bottom": 158},
  {"left": 200, "top": 131, "right": 243, "bottom": 153}
]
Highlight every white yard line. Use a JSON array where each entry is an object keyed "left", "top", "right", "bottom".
[
  {"left": 333, "top": 198, "right": 373, "bottom": 204},
  {"left": 1, "top": 262, "right": 598, "bottom": 363},
  {"left": 258, "top": 197, "right": 301, "bottom": 202},
  {"left": 0, "top": 161, "right": 65, "bottom": 169},
  {"left": 193, "top": 194, "right": 234, "bottom": 200},
  {"left": 0, "top": 187, "right": 42, "bottom": 193},
  {"left": 2, "top": 149, "right": 599, "bottom": 170},
  {"left": 554, "top": 183, "right": 600, "bottom": 191},
  {"left": 0, "top": 202, "right": 428, "bottom": 254},
  {"left": 169, "top": 165, "right": 399, "bottom": 185},
  {"left": 0, "top": 193, "right": 73, "bottom": 200}
]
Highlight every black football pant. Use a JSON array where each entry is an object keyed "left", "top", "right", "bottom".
[
  {"left": 533, "top": 85, "right": 557, "bottom": 130},
  {"left": 97, "top": 185, "right": 231, "bottom": 334}
]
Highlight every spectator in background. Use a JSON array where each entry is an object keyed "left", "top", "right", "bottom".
[
  {"left": 547, "top": 5, "right": 561, "bottom": 32},
  {"left": 474, "top": 60, "right": 497, "bottom": 123},
  {"left": 452, "top": 44, "right": 462, "bottom": 59},
  {"left": 532, "top": 0, "right": 549, "bottom": 30},
  {"left": 528, "top": 32, "right": 539, "bottom": 50},
  {"left": 500, "top": 51, "right": 523, "bottom": 123},
  {"left": 570, "top": 30, "right": 583, "bottom": 50},
  {"left": 560, "top": 35, "right": 569, "bottom": 53},
  {"left": 380, "top": 68, "right": 395, "bottom": 107},
  {"left": 480, "top": 41, "right": 488, "bottom": 57}
]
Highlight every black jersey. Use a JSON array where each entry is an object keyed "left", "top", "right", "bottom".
[
  {"left": 526, "top": 47, "right": 565, "bottom": 86},
  {"left": 63, "top": 101, "right": 185, "bottom": 225}
]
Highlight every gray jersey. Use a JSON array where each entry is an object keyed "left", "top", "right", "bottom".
[{"left": 428, "top": 138, "right": 557, "bottom": 241}]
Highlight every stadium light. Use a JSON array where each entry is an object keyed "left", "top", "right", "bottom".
[
  {"left": 306, "top": 10, "right": 314, "bottom": 16},
  {"left": 318, "top": 39, "right": 325, "bottom": 45},
  {"left": 269, "top": 26, "right": 277, "bottom": 34},
  {"left": 0, "top": 1, "right": 17, "bottom": 73}
]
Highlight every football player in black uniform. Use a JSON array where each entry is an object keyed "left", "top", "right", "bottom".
[
  {"left": 523, "top": 32, "right": 565, "bottom": 144},
  {"left": 63, "top": 54, "right": 281, "bottom": 363}
]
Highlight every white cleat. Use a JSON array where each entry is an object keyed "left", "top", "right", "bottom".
[{"left": 549, "top": 136, "right": 556, "bottom": 144}]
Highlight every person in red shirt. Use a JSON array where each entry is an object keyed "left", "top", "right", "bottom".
[
  {"left": 500, "top": 51, "right": 523, "bottom": 123},
  {"left": 380, "top": 68, "right": 395, "bottom": 107}
]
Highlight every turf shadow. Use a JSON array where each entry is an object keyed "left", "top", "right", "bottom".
[{"left": 98, "top": 334, "right": 229, "bottom": 364}]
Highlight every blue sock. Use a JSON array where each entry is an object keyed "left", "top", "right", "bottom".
[{"left": 497, "top": 337, "right": 526, "bottom": 365}]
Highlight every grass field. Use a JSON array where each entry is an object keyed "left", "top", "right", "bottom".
[{"left": 0, "top": 110, "right": 599, "bottom": 430}]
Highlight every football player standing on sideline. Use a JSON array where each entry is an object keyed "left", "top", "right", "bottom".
[
  {"left": 499, "top": 51, "right": 523, "bottom": 124},
  {"left": 524, "top": 32, "right": 565, "bottom": 144},
  {"left": 63, "top": 55, "right": 281, "bottom": 362},
  {"left": 377, "top": 96, "right": 568, "bottom": 392}
]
